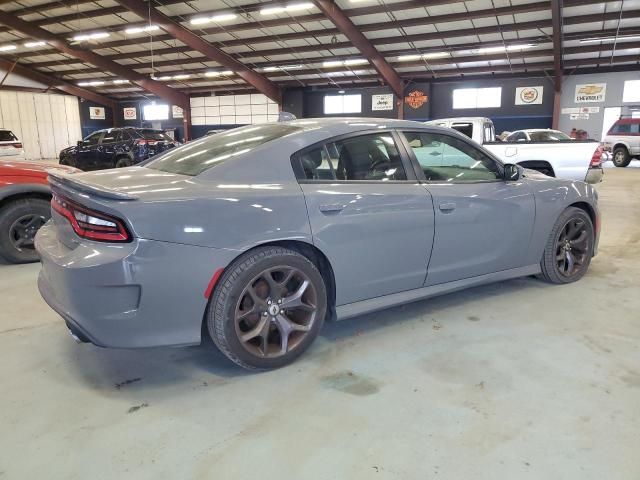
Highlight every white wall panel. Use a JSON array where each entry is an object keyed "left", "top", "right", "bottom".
[
  {"left": 34, "top": 94, "right": 56, "bottom": 159},
  {"left": 190, "top": 94, "right": 282, "bottom": 126},
  {"left": 1, "top": 91, "right": 82, "bottom": 160},
  {"left": 16, "top": 92, "right": 41, "bottom": 160}
]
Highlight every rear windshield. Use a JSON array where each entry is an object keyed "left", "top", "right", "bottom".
[
  {"left": 529, "top": 131, "right": 570, "bottom": 141},
  {"left": 145, "top": 124, "right": 301, "bottom": 176},
  {"left": 0, "top": 130, "right": 17, "bottom": 142},
  {"left": 132, "top": 129, "right": 173, "bottom": 141}
]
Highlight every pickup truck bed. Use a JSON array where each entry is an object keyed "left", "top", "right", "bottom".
[{"left": 484, "top": 140, "right": 603, "bottom": 183}]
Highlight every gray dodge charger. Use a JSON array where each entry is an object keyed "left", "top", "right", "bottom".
[{"left": 35, "top": 118, "right": 600, "bottom": 369}]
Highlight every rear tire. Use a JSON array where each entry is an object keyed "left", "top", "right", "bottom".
[
  {"left": 540, "top": 207, "right": 593, "bottom": 284},
  {"left": 612, "top": 147, "right": 631, "bottom": 167},
  {"left": 0, "top": 198, "right": 50, "bottom": 264},
  {"left": 207, "top": 246, "right": 327, "bottom": 370}
]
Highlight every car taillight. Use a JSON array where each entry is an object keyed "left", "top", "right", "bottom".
[
  {"left": 590, "top": 145, "right": 604, "bottom": 167},
  {"left": 10, "top": 142, "right": 22, "bottom": 149},
  {"left": 51, "top": 193, "right": 131, "bottom": 242}
]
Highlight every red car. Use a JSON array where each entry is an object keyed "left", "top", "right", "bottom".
[{"left": 0, "top": 160, "right": 78, "bottom": 263}]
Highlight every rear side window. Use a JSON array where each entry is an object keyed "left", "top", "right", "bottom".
[
  {"left": 450, "top": 123, "right": 473, "bottom": 139},
  {"left": 146, "top": 124, "right": 301, "bottom": 176},
  {"left": 138, "top": 129, "right": 173, "bottom": 141},
  {"left": 0, "top": 130, "right": 17, "bottom": 141},
  {"left": 294, "top": 133, "right": 407, "bottom": 181},
  {"left": 609, "top": 122, "right": 640, "bottom": 135}
]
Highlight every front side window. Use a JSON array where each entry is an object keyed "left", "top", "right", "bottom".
[
  {"left": 101, "top": 130, "right": 117, "bottom": 144},
  {"left": 402, "top": 131, "right": 502, "bottom": 182},
  {"left": 612, "top": 123, "right": 632, "bottom": 134},
  {"left": 146, "top": 124, "right": 301, "bottom": 176},
  {"left": 529, "top": 131, "right": 570, "bottom": 142},
  {"left": 83, "top": 131, "right": 102, "bottom": 146}
]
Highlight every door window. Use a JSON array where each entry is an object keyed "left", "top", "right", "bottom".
[
  {"left": 294, "top": 133, "right": 407, "bottom": 181},
  {"left": 101, "top": 130, "right": 117, "bottom": 144},
  {"left": 328, "top": 133, "right": 407, "bottom": 181},
  {"left": 402, "top": 131, "right": 502, "bottom": 182},
  {"left": 82, "top": 131, "right": 102, "bottom": 146}
]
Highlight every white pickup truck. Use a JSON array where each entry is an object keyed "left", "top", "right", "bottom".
[{"left": 425, "top": 117, "right": 604, "bottom": 184}]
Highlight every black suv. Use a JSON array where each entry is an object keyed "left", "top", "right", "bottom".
[{"left": 59, "top": 127, "right": 179, "bottom": 171}]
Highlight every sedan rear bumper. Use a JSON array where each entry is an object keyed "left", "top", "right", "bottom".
[{"left": 35, "top": 222, "right": 237, "bottom": 348}]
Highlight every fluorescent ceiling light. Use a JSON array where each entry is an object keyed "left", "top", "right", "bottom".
[
  {"left": 580, "top": 34, "right": 640, "bottom": 43},
  {"left": 260, "top": 2, "right": 314, "bottom": 15},
  {"left": 191, "top": 13, "right": 237, "bottom": 25},
  {"left": 204, "top": 70, "right": 234, "bottom": 77},
  {"left": 77, "top": 81, "right": 105, "bottom": 86},
  {"left": 124, "top": 25, "right": 160, "bottom": 34},
  {"left": 172, "top": 74, "right": 190, "bottom": 80},
  {"left": 397, "top": 52, "right": 449, "bottom": 61},
  {"left": 112, "top": 79, "right": 130, "bottom": 84},
  {"left": 476, "top": 44, "right": 533, "bottom": 54},
  {"left": 24, "top": 41, "right": 46, "bottom": 48},
  {"left": 0, "top": 44, "right": 17, "bottom": 51},
  {"left": 73, "top": 32, "right": 110, "bottom": 41},
  {"left": 263, "top": 64, "right": 304, "bottom": 71},
  {"left": 323, "top": 59, "right": 368, "bottom": 67}
]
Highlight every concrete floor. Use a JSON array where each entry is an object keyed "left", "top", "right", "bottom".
[{"left": 1, "top": 163, "right": 639, "bottom": 480}]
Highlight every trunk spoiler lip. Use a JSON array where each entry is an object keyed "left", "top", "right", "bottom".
[{"left": 48, "top": 172, "right": 138, "bottom": 201}]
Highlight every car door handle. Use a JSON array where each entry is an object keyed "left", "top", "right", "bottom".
[
  {"left": 319, "top": 203, "right": 345, "bottom": 213},
  {"left": 439, "top": 202, "right": 456, "bottom": 212}
]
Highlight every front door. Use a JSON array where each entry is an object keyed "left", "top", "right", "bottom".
[
  {"left": 294, "top": 131, "right": 435, "bottom": 306},
  {"left": 77, "top": 131, "right": 103, "bottom": 170},
  {"left": 399, "top": 130, "right": 535, "bottom": 285}
]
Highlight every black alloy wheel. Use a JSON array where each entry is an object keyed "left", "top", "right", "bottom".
[{"left": 207, "top": 246, "right": 327, "bottom": 370}]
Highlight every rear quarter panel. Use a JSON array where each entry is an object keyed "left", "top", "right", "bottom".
[{"left": 526, "top": 174, "right": 598, "bottom": 263}]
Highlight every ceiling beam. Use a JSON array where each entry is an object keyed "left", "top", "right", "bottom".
[
  {"left": 551, "top": 0, "right": 564, "bottom": 89},
  {"left": 0, "top": 57, "right": 116, "bottom": 109},
  {"left": 312, "top": 0, "right": 403, "bottom": 97},
  {"left": 0, "top": 11, "right": 190, "bottom": 110},
  {"left": 113, "top": 0, "right": 281, "bottom": 103}
]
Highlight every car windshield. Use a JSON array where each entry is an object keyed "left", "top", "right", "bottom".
[
  {"left": 529, "top": 131, "right": 570, "bottom": 141},
  {"left": 0, "top": 130, "right": 17, "bottom": 142},
  {"left": 145, "top": 124, "right": 301, "bottom": 176}
]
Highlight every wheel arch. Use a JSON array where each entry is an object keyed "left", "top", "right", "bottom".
[
  {"left": 568, "top": 201, "right": 596, "bottom": 229},
  {"left": 0, "top": 185, "right": 51, "bottom": 211},
  {"left": 200, "top": 239, "right": 337, "bottom": 342}
]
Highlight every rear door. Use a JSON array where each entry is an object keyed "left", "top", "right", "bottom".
[
  {"left": 97, "top": 129, "right": 119, "bottom": 168},
  {"left": 76, "top": 131, "right": 103, "bottom": 170},
  {"left": 294, "top": 130, "right": 435, "bottom": 306},
  {"left": 399, "top": 130, "right": 535, "bottom": 285}
]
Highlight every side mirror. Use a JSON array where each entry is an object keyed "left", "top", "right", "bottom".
[
  {"left": 77, "top": 140, "right": 83, "bottom": 146},
  {"left": 503, "top": 163, "right": 522, "bottom": 181}
]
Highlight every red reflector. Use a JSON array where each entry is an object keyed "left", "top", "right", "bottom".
[
  {"left": 11, "top": 142, "right": 22, "bottom": 149},
  {"left": 51, "top": 193, "right": 131, "bottom": 242},
  {"left": 204, "top": 268, "right": 225, "bottom": 299}
]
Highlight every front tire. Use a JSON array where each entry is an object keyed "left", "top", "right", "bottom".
[
  {"left": 0, "top": 198, "right": 50, "bottom": 264},
  {"left": 540, "top": 207, "right": 594, "bottom": 284},
  {"left": 612, "top": 147, "right": 631, "bottom": 167},
  {"left": 207, "top": 246, "right": 327, "bottom": 370}
]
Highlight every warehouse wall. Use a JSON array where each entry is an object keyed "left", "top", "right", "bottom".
[
  {"left": 428, "top": 76, "right": 555, "bottom": 133},
  {"left": 301, "top": 85, "right": 399, "bottom": 119},
  {"left": 0, "top": 91, "right": 82, "bottom": 161},
  {"left": 558, "top": 71, "right": 640, "bottom": 141}
]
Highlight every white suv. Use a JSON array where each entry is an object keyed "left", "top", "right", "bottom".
[
  {"left": 0, "top": 129, "right": 25, "bottom": 159},
  {"left": 602, "top": 118, "right": 640, "bottom": 168}
]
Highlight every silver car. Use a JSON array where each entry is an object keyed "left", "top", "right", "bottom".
[{"left": 35, "top": 118, "right": 600, "bottom": 370}]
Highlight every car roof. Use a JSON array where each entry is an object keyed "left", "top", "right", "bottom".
[
  {"left": 427, "top": 117, "right": 491, "bottom": 123},
  {"left": 615, "top": 118, "right": 640, "bottom": 124},
  {"left": 515, "top": 129, "right": 564, "bottom": 133}
]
